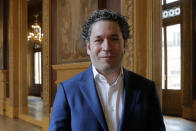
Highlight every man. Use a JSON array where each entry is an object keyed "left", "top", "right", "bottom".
[{"left": 49, "top": 9, "right": 166, "bottom": 131}]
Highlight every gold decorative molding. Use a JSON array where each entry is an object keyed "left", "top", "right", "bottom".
[
  {"left": 52, "top": 62, "right": 91, "bottom": 70},
  {"left": 42, "top": 0, "right": 51, "bottom": 117},
  {"left": 42, "top": 0, "right": 51, "bottom": 130},
  {"left": 52, "top": 62, "right": 91, "bottom": 87},
  {"left": 181, "top": 0, "right": 193, "bottom": 107},
  {"left": 18, "top": 0, "right": 28, "bottom": 115},
  {"left": 5, "top": 98, "right": 17, "bottom": 118},
  {"left": 0, "top": 70, "right": 7, "bottom": 81},
  {"left": 151, "top": 0, "right": 163, "bottom": 106},
  {"left": 0, "top": 70, "right": 7, "bottom": 115},
  {"left": 121, "top": 0, "right": 134, "bottom": 71},
  {"left": 146, "top": 0, "right": 153, "bottom": 79},
  {"left": 0, "top": 0, "right": 4, "bottom": 69},
  {"left": 7, "top": 0, "right": 20, "bottom": 118}
]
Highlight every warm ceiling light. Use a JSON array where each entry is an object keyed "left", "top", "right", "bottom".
[{"left": 28, "top": 14, "right": 43, "bottom": 42}]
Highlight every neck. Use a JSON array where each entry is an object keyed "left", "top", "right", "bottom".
[{"left": 100, "top": 67, "right": 121, "bottom": 85}]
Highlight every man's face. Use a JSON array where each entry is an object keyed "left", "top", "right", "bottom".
[{"left": 86, "top": 20, "right": 127, "bottom": 74}]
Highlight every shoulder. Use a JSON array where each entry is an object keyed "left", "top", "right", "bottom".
[
  {"left": 123, "top": 68, "right": 155, "bottom": 87},
  {"left": 124, "top": 69, "right": 160, "bottom": 103},
  {"left": 123, "top": 68, "right": 158, "bottom": 99}
]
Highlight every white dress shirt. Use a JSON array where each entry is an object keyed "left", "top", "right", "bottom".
[{"left": 92, "top": 65, "right": 124, "bottom": 131}]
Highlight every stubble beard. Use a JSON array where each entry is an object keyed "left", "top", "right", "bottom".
[{"left": 91, "top": 54, "right": 124, "bottom": 75}]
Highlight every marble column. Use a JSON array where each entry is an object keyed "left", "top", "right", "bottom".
[
  {"left": 7, "top": 0, "right": 20, "bottom": 118},
  {"left": 18, "top": 0, "right": 28, "bottom": 115}
]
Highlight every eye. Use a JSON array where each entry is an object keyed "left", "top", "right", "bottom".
[
  {"left": 111, "top": 37, "right": 120, "bottom": 41},
  {"left": 94, "top": 39, "right": 103, "bottom": 43}
]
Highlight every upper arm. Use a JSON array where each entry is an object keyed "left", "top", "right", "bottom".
[{"left": 49, "top": 82, "right": 71, "bottom": 131}]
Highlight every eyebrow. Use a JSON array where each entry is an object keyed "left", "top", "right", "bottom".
[
  {"left": 94, "top": 34, "right": 120, "bottom": 38},
  {"left": 111, "top": 34, "right": 120, "bottom": 37}
]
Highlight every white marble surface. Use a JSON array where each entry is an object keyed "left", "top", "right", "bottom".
[
  {"left": 164, "top": 115, "right": 196, "bottom": 131},
  {"left": 28, "top": 96, "right": 43, "bottom": 121}
]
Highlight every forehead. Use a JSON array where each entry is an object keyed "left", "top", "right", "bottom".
[{"left": 90, "top": 20, "right": 121, "bottom": 37}]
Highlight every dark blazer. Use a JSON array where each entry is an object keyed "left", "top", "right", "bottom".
[{"left": 49, "top": 66, "right": 166, "bottom": 131}]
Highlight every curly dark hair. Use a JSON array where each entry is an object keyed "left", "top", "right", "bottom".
[{"left": 81, "top": 9, "right": 130, "bottom": 42}]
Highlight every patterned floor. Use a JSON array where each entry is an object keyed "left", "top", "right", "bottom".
[
  {"left": 164, "top": 116, "right": 196, "bottom": 131},
  {"left": 0, "top": 114, "right": 196, "bottom": 131},
  {"left": 0, "top": 115, "right": 42, "bottom": 131}
]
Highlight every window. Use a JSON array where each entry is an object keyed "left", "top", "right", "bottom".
[
  {"left": 162, "top": 0, "right": 179, "bottom": 4},
  {"left": 162, "top": 0, "right": 181, "bottom": 90},
  {"left": 34, "top": 44, "right": 42, "bottom": 84},
  {"left": 162, "top": 28, "right": 165, "bottom": 89},
  {"left": 162, "top": 7, "right": 180, "bottom": 19},
  {"left": 34, "top": 51, "right": 42, "bottom": 84},
  {"left": 166, "top": 0, "right": 179, "bottom": 4},
  {"left": 166, "top": 24, "right": 181, "bottom": 89}
]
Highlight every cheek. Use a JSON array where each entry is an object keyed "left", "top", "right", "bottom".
[
  {"left": 91, "top": 45, "right": 101, "bottom": 54},
  {"left": 114, "top": 44, "right": 123, "bottom": 52},
  {"left": 86, "top": 44, "right": 98, "bottom": 55}
]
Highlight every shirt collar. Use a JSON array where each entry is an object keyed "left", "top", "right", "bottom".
[
  {"left": 92, "top": 64, "right": 124, "bottom": 85},
  {"left": 92, "top": 65, "right": 100, "bottom": 79}
]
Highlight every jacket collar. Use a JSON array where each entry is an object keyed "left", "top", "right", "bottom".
[
  {"left": 79, "top": 65, "right": 108, "bottom": 131},
  {"left": 79, "top": 66, "right": 141, "bottom": 131}
]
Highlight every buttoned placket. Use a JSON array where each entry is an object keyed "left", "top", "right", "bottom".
[
  {"left": 108, "top": 77, "right": 122, "bottom": 131},
  {"left": 93, "top": 66, "right": 123, "bottom": 131}
]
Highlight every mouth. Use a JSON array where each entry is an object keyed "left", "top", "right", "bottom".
[
  {"left": 100, "top": 55, "right": 115, "bottom": 58},
  {"left": 100, "top": 56, "right": 115, "bottom": 61},
  {"left": 101, "top": 56, "right": 113, "bottom": 58}
]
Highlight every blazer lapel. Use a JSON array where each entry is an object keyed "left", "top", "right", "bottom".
[
  {"left": 118, "top": 69, "right": 142, "bottom": 131},
  {"left": 79, "top": 66, "right": 108, "bottom": 131}
]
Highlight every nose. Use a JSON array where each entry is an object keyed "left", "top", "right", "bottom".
[{"left": 102, "top": 39, "right": 111, "bottom": 51}]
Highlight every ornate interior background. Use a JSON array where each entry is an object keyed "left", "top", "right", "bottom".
[
  {"left": 122, "top": 0, "right": 134, "bottom": 71},
  {"left": 56, "top": 0, "right": 97, "bottom": 64}
]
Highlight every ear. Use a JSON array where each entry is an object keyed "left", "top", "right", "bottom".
[{"left": 86, "top": 41, "right": 91, "bottom": 55}]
